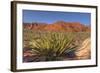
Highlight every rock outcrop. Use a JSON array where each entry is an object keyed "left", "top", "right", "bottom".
[
  {"left": 23, "top": 21, "right": 90, "bottom": 32},
  {"left": 75, "top": 38, "right": 91, "bottom": 59}
]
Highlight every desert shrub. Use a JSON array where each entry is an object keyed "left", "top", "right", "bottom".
[{"left": 29, "top": 31, "right": 77, "bottom": 61}]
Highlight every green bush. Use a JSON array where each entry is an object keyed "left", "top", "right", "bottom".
[{"left": 29, "top": 31, "right": 77, "bottom": 61}]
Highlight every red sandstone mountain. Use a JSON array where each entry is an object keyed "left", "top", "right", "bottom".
[{"left": 23, "top": 21, "right": 90, "bottom": 32}]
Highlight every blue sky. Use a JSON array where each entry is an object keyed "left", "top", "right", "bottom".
[{"left": 23, "top": 10, "right": 91, "bottom": 25}]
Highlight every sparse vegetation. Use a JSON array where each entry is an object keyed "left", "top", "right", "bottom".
[{"left": 23, "top": 28, "right": 90, "bottom": 62}]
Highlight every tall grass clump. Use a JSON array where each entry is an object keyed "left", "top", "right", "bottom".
[{"left": 29, "top": 31, "right": 77, "bottom": 61}]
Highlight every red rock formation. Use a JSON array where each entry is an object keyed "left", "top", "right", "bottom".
[{"left": 23, "top": 21, "right": 91, "bottom": 32}]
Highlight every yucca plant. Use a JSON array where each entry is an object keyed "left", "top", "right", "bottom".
[{"left": 29, "top": 31, "right": 77, "bottom": 61}]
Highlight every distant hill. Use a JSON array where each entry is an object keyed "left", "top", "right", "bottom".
[{"left": 23, "top": 21, "right": 90, "bottom": 32}]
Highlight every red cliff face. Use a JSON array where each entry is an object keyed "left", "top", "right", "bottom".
[{"left": 23, "top": 21, "right": 91, "bottom": 32}]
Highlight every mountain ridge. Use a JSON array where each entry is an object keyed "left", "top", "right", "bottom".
[{"left": 23, "top": 21, "right": 90, "bottom": 32}]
